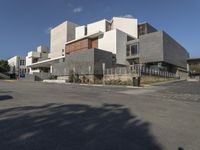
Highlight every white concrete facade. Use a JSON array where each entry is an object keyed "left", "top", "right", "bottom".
[
  {"left": 25, "top": 16, "right": 139, "bottom": 76},
  {"left": 98, "top": 30, "right": 117, "bottom": 54},
  {"left": 8, "top": 56, "right": 26, "bottom": 76},
  {"left": 87, "top": 19, "right": 109, "bottom": 35},
  {"left": 75, "top": 25, "right": 86, "bottom": 39},
  {"left": 98, "top": 29, "right": 128, "bottom": 64},
  {"left": 26, "top": 46, "right": 50, "bottom": 74},
  {"left": 49, "top": 21, "right": 79, "bottom": 59},
  {"left": 112, "top": 17, "right": 138, "bottom": 38},
  {"left": 73, "top": 17, "right": 137, "bottom": 65}
]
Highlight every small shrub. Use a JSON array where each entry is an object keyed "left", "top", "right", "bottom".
[
  {"left": 74, "top": 73, "right": 81, "bottom": 83},
  {"left": 94, "top": 79, "right": 103, "bottom": 84},
  {"left": 69, "top": 70, "right": 74, "bottom": 83},
  {"left": 104, "top": 79, "right": 132, "bottom": 86},
  {"left": 82, "top": 75, "right": 87, "bottom": 83},
  {"left": 49, "top": 75, "right": 57, "bottom": 80}
]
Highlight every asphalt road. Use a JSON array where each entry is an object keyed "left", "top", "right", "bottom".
[{"left": 0, "top": 80, "right": 200, "bottom": 150}]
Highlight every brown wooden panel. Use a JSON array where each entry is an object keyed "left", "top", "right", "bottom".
[
  {"left": 91, "top": 38, "right": 98, "bottom": 48},
  {"left": 65, "top": 38, "right": 98, "bottom": 54},
  {"left": 65, "top": 39, "right": 89, "bottom": 53}
]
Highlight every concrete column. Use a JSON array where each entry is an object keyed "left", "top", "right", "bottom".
[
  {"left": 50, "top": 65, "right": 53, "bottom": 74},
  {"left": 88, "top": 66, "right": 91, "bottom": 84},
  {"left": 187, "top": 64, "right": 190, "bottom": 72},
  {"left": 102, "top": 63, "right": 105, "bottom": 85}
]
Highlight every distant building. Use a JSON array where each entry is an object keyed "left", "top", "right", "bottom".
[
  {"left": 26, "top": 46, "right": 49, "bottom": 74},
  {"left": 187, "top": 58, "right": 200, "bottom": 81},
  {"left": 8, "top": 56, "right": 26, "bottom": 77}
]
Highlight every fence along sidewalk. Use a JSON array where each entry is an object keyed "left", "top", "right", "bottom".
[{"left": 105, "top": 66, "right": 177, "bottom": 78}]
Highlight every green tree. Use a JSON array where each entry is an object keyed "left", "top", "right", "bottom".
[
  {"left": 68, "top": 70, "right": 75, "bottom": 83},
  {"left": 0, "top": 60, "right": 10, "bottom": 73},
  {"left": 191, "top": 64, "right": 200, "bottom": 73}
]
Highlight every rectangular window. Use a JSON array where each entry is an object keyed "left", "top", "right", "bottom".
[
  {"left": 126, "top": 45, "right": 130, "bottom": 56},
  {"left": 20, "top": 60, "right": 25, "bottom": 66},
  {"left": 130, "top": 44, "right": 138, "bottom": 56}
]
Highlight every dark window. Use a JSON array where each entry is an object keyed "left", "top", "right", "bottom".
[
  {"left": 126, "top": 45, "right": 130, "bottom": 56},
  {"left": 32, "top": 58, "right": 38, "bottom": 63},
  {"left": 85, "top": 26, "right": 87, "bottom": 35},
  {"left": 106, "top": 22, "right": 111, "bottom": 31},
  {"left": 130, "top": 44, "right": 138, "bottom": 56},
  {"left": 127, "top": 36, "right": 134, "bottom": 41},
  {"left": 20, "top": 60, "right": 25, "bottom": 66},
  {"left": 138, "top": 24, "right": 146, "bottom": 36}
]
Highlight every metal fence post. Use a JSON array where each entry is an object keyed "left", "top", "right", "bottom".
[{"left": 102, "top": 63, "right": 105, "bottom": 85}]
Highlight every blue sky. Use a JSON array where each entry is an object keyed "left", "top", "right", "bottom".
[{"left": 0, "top": 0, "right": 200, "bottom": 59}]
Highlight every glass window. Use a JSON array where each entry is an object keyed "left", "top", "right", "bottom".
[
  {"left": 20, "top": 60, "right": 25, "bottom": 66},
  {"left": 126, "top": 45, "right": 130, "bottom": 56},
  {"left": 130, "top": 44, "right": 138, "bottom": 56}
]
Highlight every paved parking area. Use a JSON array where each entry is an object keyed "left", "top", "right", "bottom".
[{"left": 0, "top": 80, "right": 200, "bottom": 150}]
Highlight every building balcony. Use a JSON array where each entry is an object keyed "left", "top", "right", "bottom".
[
  {"left": 28, "top": 51, "right": 41, "bottom": 58},
  {"left": 126, "top": 54, "right": 139, "bottom": 59}
]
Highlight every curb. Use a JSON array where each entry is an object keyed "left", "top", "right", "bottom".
[
  {"left": 142, "top": 79, "right": 185, "bottom": 86},
  {"left": 43, "top": 81, "right": 143, "bottom": 89}
]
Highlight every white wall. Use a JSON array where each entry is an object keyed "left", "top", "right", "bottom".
[
  {"left": 50, "top": 21, "right": 79, "bottom": 59},
  {"left": 26, "top": 46, "right": 49, "bottom": 67},
  {"left": 98, "top": 30, "right": 117, "bottom": 54},
  {"left": 112, "top": 17, "right": 138, "bottom": 39},
  {"left": 26, "top": 56, "right": 32, "bottom": 67},
  {"left": 98, "top": 29, "right": 128, "bottom": 65},
  {"left": 87, "top": 19, "right": 107, "bottom": 35},
  {"left": 67, "top": 21, "right": 79, "bottom": 42},
  {"left": 76, "top": 25, "right": 86, "bottom": 39},
  {"left": 37, "top": 46, "right": 49, "bottom": 53},
  {"left": 8, "top": 56, "right": 26, "bottom": 74},
  {"left": 28, "top": 51, "right": 40, "bottom": 58},
  {"left": 8, "top": 56, "right": 18, "bottom": 68}
]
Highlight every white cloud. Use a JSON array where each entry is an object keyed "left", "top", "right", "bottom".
[
  {"left": 73, "top": 7, "right": 83, "bottom": 13},
  {"left": 121, "top": 14, "right": 134, "bottom": 18},
  {"left": 45, "top": 27, "right": 53, "bottom": 34}
]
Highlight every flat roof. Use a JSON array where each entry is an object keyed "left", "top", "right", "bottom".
[
  {"left": 27, "top": 56, "right": 65, "bottom": 68},
  {"left": 187, "top": 58, "right": 200, "bottom": 63}
]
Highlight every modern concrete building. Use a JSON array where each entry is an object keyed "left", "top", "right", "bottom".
[
  {"left": 25, "top": 16, "right": 189, "bottom": 80},
  {"left": 8, "top": 56, "right": 26, "bottom": 77},
  {"left": 127, "top": 28, "right": 190, "bottom": 72},
  {"left": 26, "top": 46, "right": 49, "bottom": 74},
  {"left": 66, "top": 17, "right": 138, "bottom": 65}
]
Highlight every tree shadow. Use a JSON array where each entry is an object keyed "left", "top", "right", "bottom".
[
  {"left": 0, "top": 95, "right": 13, "bottom": 101},
  {"left": 0, "top": 103, "right": 163, "bottom": 150}
]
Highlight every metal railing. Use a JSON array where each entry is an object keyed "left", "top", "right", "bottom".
[{"left": 105, "top": 66, "right": 178, "bottom": 78}]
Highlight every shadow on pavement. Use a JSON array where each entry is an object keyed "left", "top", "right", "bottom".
[
  {"left": 0, "top": 95, "right": 13, "bottom": 101},
  {"left": 0, "top": 103, "right": 162, "bottom": 150}
]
